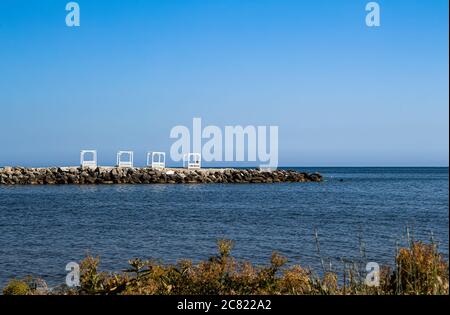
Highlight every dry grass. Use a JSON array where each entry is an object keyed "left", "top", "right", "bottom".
[{"left": 3, "top": 239, "right": 448, "bottom": 295}]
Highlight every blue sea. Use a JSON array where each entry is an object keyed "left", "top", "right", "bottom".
[{"left": 0, "top": 167, "right": 448, "bottom": 288}]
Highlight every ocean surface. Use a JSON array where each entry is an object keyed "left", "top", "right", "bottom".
[{"left": 0, "top": 167, "right": 448, "bottom": 288}]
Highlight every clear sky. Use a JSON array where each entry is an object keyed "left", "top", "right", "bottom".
[{"left": 0, "top": 0, "right": 448, "bottom": 167}]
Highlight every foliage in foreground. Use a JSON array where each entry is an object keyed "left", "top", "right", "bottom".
[{"left": 3, "top": 240, "right": 449, "bottom": 295}]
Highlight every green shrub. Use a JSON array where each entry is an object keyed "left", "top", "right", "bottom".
[{"left": 3, "top": 279, "right": 30, "bottom": 295}]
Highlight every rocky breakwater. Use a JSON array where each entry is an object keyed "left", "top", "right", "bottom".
[{"left": 0, "top": 167, "right": 322, "bottom": 185}]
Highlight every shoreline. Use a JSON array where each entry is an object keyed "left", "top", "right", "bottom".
[
  {"left": 0, "top": 167, "right": 323, "bottom": 185},
  {"left": 3, "top": 239, "right": 448, "bottom": 295}
]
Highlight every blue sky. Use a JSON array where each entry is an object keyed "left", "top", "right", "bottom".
[{"left": 0, "top": 0, "right": 448, "bottom": 167}]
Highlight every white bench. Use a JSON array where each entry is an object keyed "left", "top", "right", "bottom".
[
  {"left": 117, "top": 151, "right": 134, "bottom": 168},
  {"left": 147, "top": 152, "right": 165, "bottom": 169},
  {"left": 80, "top": 150, "right": 97, "bottom": 168},
  {"left": 183, "top": 153, "right": 201, "bottom": 169}
]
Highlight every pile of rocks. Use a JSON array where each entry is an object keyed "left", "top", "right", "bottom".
[{"left": 0, "top": 167, "right": 322, "bottom": 185}]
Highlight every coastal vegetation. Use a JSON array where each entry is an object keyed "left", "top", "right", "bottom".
[{"left": 3, "top": 239, "right": 448, "bottom": 295}]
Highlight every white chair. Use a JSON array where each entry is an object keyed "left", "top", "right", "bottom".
[
  {"left": 147, "top": 152, "right": 165, "bottom": 169},
  {"left": 183, "top": 153, "right": 201, "bottom": 169},
  {"left": 117, "top": 151, "right": 133, "bottom": 168},
  {"left": 80, "top": 150, "right": 97, "bottom": 168}
]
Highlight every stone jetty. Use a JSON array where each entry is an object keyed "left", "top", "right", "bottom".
[{"left": 0, "top": 167, "right": 322, "bottom": 185}]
